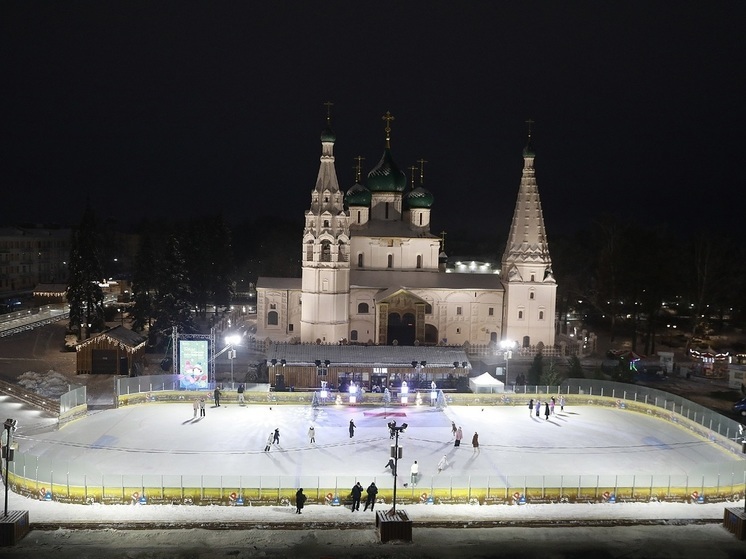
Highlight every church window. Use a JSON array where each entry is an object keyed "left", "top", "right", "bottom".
[
  {"left": 419, "top": 213, "right": 423, "bottom": 225},
  {"left": 323, "top": 220, "right": 330, "bottom": 228},
  {"left": 529, "top": 291, "right": 535, "bottom": 300},
  {"left": 324, "top": 196, "right": 329, "bottom": 202},
  {"left": 425, "top": 303, "right": 432, "bottom": 314},
  {"left": 288, "top": 324, "right": 294, "bottom": 332},
  {"left": 488, "top": 307, "right": 494, "bottom": 316},
  {"left": 385, "top": 202, "right": 390, "bottom": 219},
  {"left": 456, "top": 328, "right": 461, "bottom": 334},
  {"left": 322, "top": 279, "right": 329, "bottom": 291},
  {"left": 530, "top": 273, "right": 535, "bottom": 282},
  {"left": 518, "top": 310, "right": 524, "bottom": 319},
  {"left": 358, "top": 302, "right": 369, "bottom": 314},
  {"left": 321, "top": 241, "right": 331, "bottom": 262},
  {"left": 357, "top": 210, "right": 361, "bottom": 224},
  {"left": 416, "top": 254, "right": 422, "bottom": 269},
  {"left": 270, "top": 303, "right": 277, "bottom": 310},
  {"left": 358, "top": 253, "right": 363, "bottom": 267},
  {"left": 350, "top": 330, "right": 358, "bottom": 341},
  {"left": 387, "top": 254, "right": 393, "bottom": 268},
  {"left": 456, "top": 306, "right": 462, "bottom": 315},
  {"left": 539, "top": 310, "right": 544, "bottom": 320},
  {"left": 267, "top": 311, "right": 278, "bottom": 326}
]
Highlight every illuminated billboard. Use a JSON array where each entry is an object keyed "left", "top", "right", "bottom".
[{"left": 178, "top": 340, "right": 209, "bottom": 389}]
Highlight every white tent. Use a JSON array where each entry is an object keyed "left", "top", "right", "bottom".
[{"left": 469, "top": 372, "right": 505, "bottom": 393}]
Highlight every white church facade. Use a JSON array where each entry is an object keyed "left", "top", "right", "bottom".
[{"left": 256, "top": 112, "right": 557, "bottom": 350}]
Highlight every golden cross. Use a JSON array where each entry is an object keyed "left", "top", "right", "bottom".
[
  {"left": 324, "top": 101, "right": 334, "bottom": 124},
  {"left": 525, "top": 118, "right": 534, "bottom": 137},
  {"left": 407, "top": 165, "right": 417, "bottom": 188},
  {"left": 382, "top": 111, "right": 395, "bottom": 147},
  {"left": 440, "top": 230, "right": 447, "bottom": 252},
  {"left": 417, "top": 158, "right": 428, "bottom": 184},
  {"left": 354, "top": 156, "right": 365, "bottom": 183}
]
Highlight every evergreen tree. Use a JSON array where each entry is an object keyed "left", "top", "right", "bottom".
[
  {"left": 539, "top": 359, "right": 564, "bottom": 387},
  {"left": 527, "top": 352, "right": 543, "bottom": 385},
  {"left": 66, "top": 204, "right": 105, "bottom": 338},
  {"left": 566, "top": 354, "right": 585, "bottom": 378},
  {"left": 131, "top": 228, "right": 159, "bottom": 332},
  {"left": 152, "top": 235, "right": 196, "bottom": 342}
]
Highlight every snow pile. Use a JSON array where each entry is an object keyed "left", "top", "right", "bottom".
[{"left": 17, "top": 370, "right": 70, "bottom": 398}]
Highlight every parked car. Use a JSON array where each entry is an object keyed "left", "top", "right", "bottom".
[{"left": 734, "top": 398, "right": 746, "bottom": 416}]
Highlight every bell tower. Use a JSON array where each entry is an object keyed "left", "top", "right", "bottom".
[{"left": 300, "top": 103, "right": 351, "bottom": 343}]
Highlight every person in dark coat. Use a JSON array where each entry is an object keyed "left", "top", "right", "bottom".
[
  {"left": 349, "top": 419, "right": 356, "bottom": 438},
  {"left": 388, "top": 420, "right": 397, "bottom": 439},
  {"left": 363, "top": 482, "right": 378, "bottom": 511},
  {"left": 472, "top": 432, "right": 480, "bottom": 453},
  {"left": 544, "top": 401, "right": 550, "bottom": 420},
  {"left": 273, "top": 428, "right": 280, "bottom": 445},
  {"left": 295, "top": 488, "right": 306, "bottom": 514},
  {"left": 528, "top": 399, "right": 534, "bottom": 416},
  {"left": 237, "top": 383, "right": 245, "bottom": 405},
  {"left": 213, "top": 386, "right": 221, "bottom": 407},
  {"left": 384, "top": 458, "right": 396, "bottom": 476},
  {"left": 350, "top": 482, "right": 363, "bottom": 512}
]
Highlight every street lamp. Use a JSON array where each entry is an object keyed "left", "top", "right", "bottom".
[
  {"left": 225, "top": 334, "right": 241, "bottom": 385},
  {"left": 500, "top": 339, "right": 516, "bottom": 391},
  {"left": 389, "top": 422, "right": 408, "bottom": 515},
  {"left": 3, "top": 418, "right": 18, "bottom": 517}
]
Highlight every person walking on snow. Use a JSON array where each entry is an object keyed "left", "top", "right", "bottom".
[
  {"left": 472, "top": 432, "right": 480, "bottom": 453},
  {"left": 528, "top": 398, "right": 534, "bottom": 416},
  {"left": 550, "top": 397, "right": 556, "bottom": 415},
  {"left": 455, "top": 426, "right": 463, "bottom": 447},
  {"left": 544, "top": 401, "right": 550, "bottom": 420},
  {"left": 192, "top": 398, "right": 199, "bottom": 418},
  {"left": 350, "top": 482, "right": 363, "bottom": 512},
  {"left": 273, "top": 428, "right": 280, "bottom": 445},
  {"left": 349, "top": 419, "right": 356, "bottom": 438},
  {"left": 308, "top": 426, "right": 315, "bottom": 444},
  {"left": 363, "top": 482, "right": 378, "bottom": 511},
  {"left": 560, "top": 396, "right": 565, "bottom": 412},
  {"left": 264, "top": 432, "right": 273, "bottom": 452},
  {"left": 410, "top": 460, "right": 419, "bottom": 486},
  {"left": 535, "top": 399, "right": 541, "bottom": 417},
  {"left": 451, "top": 421, "right": 457, "bottom": 437},
  {"left": 237, "top": 383, "right": 245, "bottom": 405},
  {"left": 213, "top": 385, "right": 221, "bottom": 407},
  {"left": 384, "top": 458, "right": 396, "bottom": 476},
  {"left": 437, "top": 454, "right": 449, "bottom": 473},
  {"left": 199, "top": 397, "right": 206, "bottom": 417},
  {"left": 295, "top": 488, "right": 306, "bottom": 514}
]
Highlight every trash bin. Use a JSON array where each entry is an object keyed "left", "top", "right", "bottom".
[{"left": 376, "top": 509, "right": 412, "bottom": 542}]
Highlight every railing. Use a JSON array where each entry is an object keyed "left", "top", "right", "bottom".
[
  {"left": 6, "top": 378, "right": 746, "bottom": 506},
  {"left": 0, "top": 377, "right": 60, "bottom": 415}
]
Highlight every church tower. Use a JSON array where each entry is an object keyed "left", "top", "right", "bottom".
[
  {"left": 501, "top": 125, "right": 557, "bottom": 347},
  {"left": 300, "top": 106, "right": 351, "bottom": 343}
]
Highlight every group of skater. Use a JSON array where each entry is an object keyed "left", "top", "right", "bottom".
[
  {"left": 528, "top": 396, "right": 565, "bottom": 420},
  {"left": 451, "top": 420, "right": 479, "bottom": 452}
]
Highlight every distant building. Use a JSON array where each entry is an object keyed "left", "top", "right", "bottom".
[
  {"left": 257, "top": 112, "right": 557, "bottom": 351},
  {"left": 0, "top": 226, "right": 70, "bottom": 297}
]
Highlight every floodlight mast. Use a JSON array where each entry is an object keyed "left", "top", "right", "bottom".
[
  {"left": 3, "top": 418, "right": 18, "bottom": 517},
  {"left": 390, "top": 423, "right": 408, "bottom": 515}
]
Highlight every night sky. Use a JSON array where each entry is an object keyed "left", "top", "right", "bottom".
[{"left": 2, "top": 2, "right": 744, "bottom": 241}]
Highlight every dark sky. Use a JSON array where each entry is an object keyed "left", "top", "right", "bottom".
[{"left": 2, "top": 2, "right": 744, "bottom": 240}]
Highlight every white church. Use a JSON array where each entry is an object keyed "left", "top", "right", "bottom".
[{"left": 256, "top": 112, "right": 557, "bottom": 351}]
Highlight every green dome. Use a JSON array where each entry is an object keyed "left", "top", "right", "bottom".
[
  {"left": 405, "top": 186, "right": 434, "bottom": 209},
  {"left": 523, "top": 137, "right": 535, "bottom": 157},
  {"left": 320, "top": 126, "right": 336, "bottom": 143},
  {"left": 367, "top": 149, "right": 407, "bottom": 192},
  {"left": 345, "top": 183, "right": 371, "bottom": 207}
]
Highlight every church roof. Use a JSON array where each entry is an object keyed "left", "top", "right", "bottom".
[
  {"left": 367, "top": 148, "right": 407, "bottom": 193},
  {"left": 350, "top": 219, "right": 438, "bottom": 238},
  {"left": 256, "top": 277, "right": 302, "bottom": 289},
  {"left": 404, "top": 185, "right": 434, "bottom": 209},
  {"left": 320, "top": 125, "right": 336, "bottom": 143},
  {"left": 344, "top": 182, "right": 371, "bottom": 207},
  {"left": 267, "top": 342, "right": 469, "bottom": 368},
  {"left": 350, "top": 269, "right": 503, "bottom": 291}
]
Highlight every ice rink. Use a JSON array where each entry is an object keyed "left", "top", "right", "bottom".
[{"left": 9, "top": 398, "right": 742, "bottom": 487}]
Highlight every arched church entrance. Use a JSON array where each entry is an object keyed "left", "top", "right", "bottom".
[{"left": 388, "top": 312, "right": 416, "bottom": 346}]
